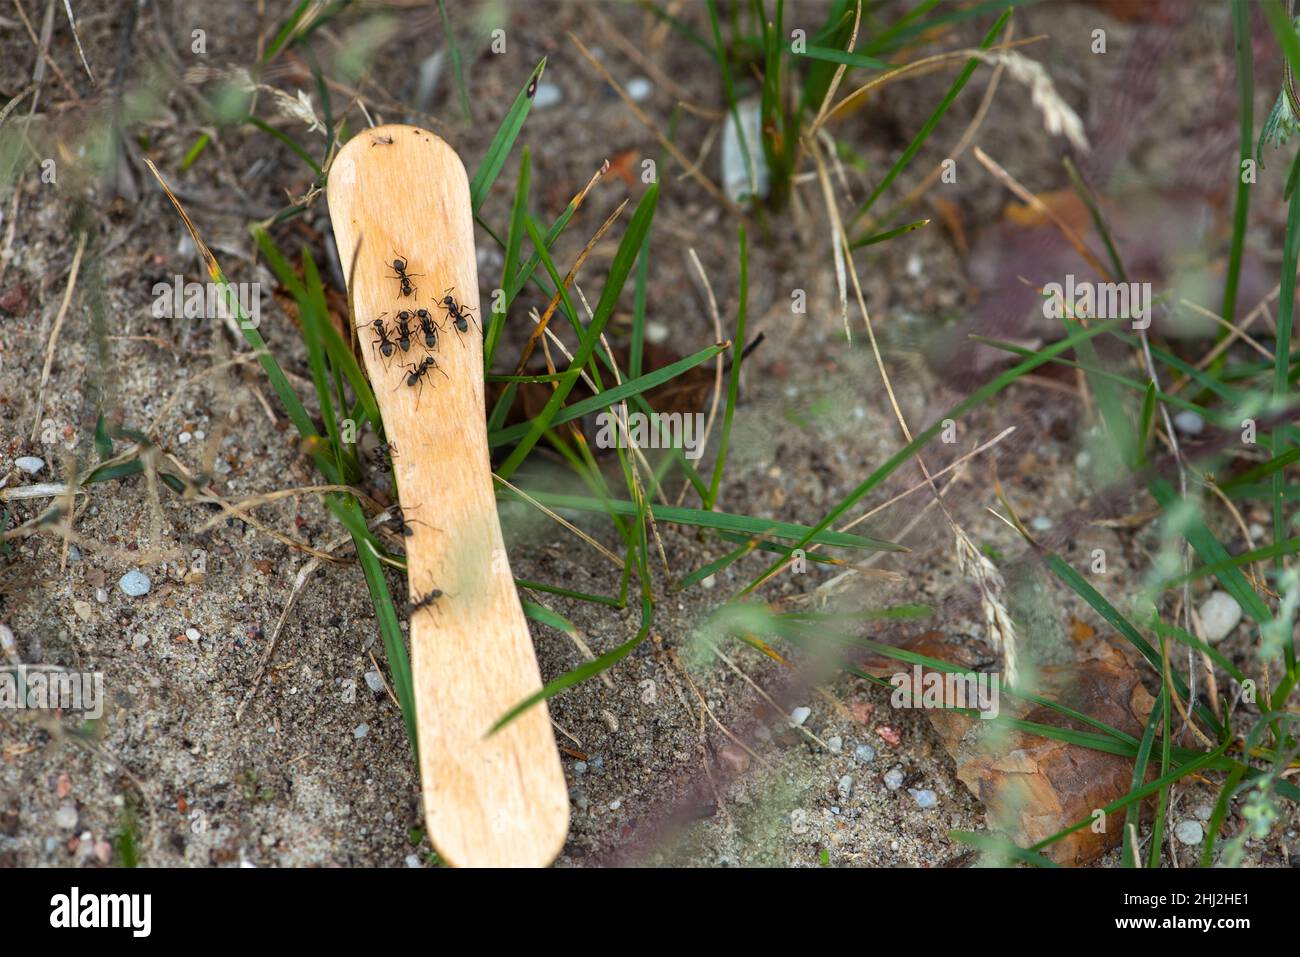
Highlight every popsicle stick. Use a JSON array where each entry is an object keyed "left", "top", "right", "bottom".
[{"left": 327, "top": 124, "right": 568, "bottom": 867}]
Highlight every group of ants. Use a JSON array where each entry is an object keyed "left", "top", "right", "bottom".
[
  {"left": 361, "top": 251, "right": 483, "bottom": 615},
  {"left": 357, "top": 251, "right": 479, "bottom": 403}
]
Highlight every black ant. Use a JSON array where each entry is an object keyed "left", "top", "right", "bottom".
[
  {"left": 385, "top": 504, "right": 430, "bottom": 538},
  {"left": 394, "top": 310, "right": 414, "bottom": 352},
  {"left": 414, "top": 308, "right": 439, "bottom": 350},
  {"left": 408, "top": 585, "right": 444, "bottom": 614},
  {"left": 357, "top": 316, "right": 396, "bottom": 362},
  {"left": 389, "top": 252, "right": 422, "bottom": 297},
  {"left": 440, "top": 288, "right": 479, "bottom": 340},
  {"left": 396, "top": 355, "right": 447, "bottom": 404}
]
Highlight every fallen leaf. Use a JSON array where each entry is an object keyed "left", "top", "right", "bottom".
[{"left": 859, "top": 631, "right": 1154, "bottom": 866}]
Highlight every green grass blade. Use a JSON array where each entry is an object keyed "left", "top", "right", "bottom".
[
  {"left": 470, "top": 59, "right": 546, "bottom": 215},
  {"left": 496, "top": 185, "right": 660, "bottom": 478},
  {"left": 507, "top": 489, "right": 903, "bottom": 552},
  {"left": 437, "top": 0, "right": 472, "bottom": 121},
  {"left": 707, "top": 224, "right": 747, "bottom": 509},
  {"left": 848, "top": 8, "right": 1010, "bottom": 229}
]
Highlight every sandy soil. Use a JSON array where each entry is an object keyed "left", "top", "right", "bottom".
[{"left": 1, "top": 0, "right": 1297, "bottom": 867}]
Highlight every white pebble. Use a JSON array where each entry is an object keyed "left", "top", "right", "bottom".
[
  {"left": 353, "top": 722, "right": 369, "bottom": 739},
  {"left": 55, "top": 803, "right": 79, "bottom": 830},
  {"left": 854, "top": 743, "right": 876, "bottom": 763},
  {"left": 909, "top": 788, "right": 939, "bottom": 809},
  {"left": 789, "top": 706, "right": 811, "bottom": 727},
  {"left": 884, "top": 766, "right": 905, "bottom": 790},
  {"left": 609, "top": 799, "right": 622, "bottom": 811},
  {"left": 626, "top": 76, "right": 653, "bottom": 102},
  {"left": 826, "top": 735, "right": 842, "bottom": 753},
  {"left": 363, "top": 671, "right": 385, "bottom": 694},
  {"left": 15, "top": 456, "right": 44, "bottom": 474},
  {"left": 1173, "top": 411, "right": 1205, "bottom": 435},
  {"left": 405, "top": 853, "right": 422, "bottom": 868},
  {"left": 1193, "top": 803, "right": 1214, "bottom": 822},
  {"left": 94, "top": 588, "right": 108, "bottom": 604},
  {"left": 1198, "top": 591, "right": 1242, "bottom": 644},
  {"left": 185, "top": 627, "right": 201, "bottom": 642},
  {"left": 178, "top": 431, "right": 192, "bottom": 444},
  {"left": 1030, "top": 516, "right": 1053, "bottom": 531},
  {"left": 118, "top": 570, "right": 152, "bottom": 597},
  {"left": 1175, "top": 820, "right": 1204, "bottom": 845},
  {"left": 0, "top": 623, "right": 14, "bottom": 655},
  {"left": 837, "top": 775, "right": 854, "bottom": 800},
  {"left": 532, "top": 81, "right": 562, "bottom": 109}
]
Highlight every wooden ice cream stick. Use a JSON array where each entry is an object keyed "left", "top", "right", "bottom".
[{"left": 327, "top": 124, "right": 568, "bottom": 867}]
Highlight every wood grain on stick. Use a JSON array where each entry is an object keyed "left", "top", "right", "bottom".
[{"left": 327, "top": 124, "right": 568, "bottom": 867}]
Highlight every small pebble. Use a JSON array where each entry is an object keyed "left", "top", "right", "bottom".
[
  {"left": 15, "top": 456, "right": 44, "bottom": 474},
  {"left": 353, "top": 722, "right": 369, "bottom": 739},
  {"left": 405, "top": 854, "right": 422, "bottom": 868},
  {"left": 608, "top": 799, "right": 622, "bottom": 811},
  {"left": 73, "top": 601, "right": 92, "bottom": 621},
  {"left": 532, "top": 81, "right": 562, "bottom": 109},
  {"left": 854, "top": 743, "right": 876, "bottom": 763},
  {"left": 909, "top": 788, "right": 939, "bottom": 809},
  {"left": 1248, "top": 522, "right": 1267, "bottom": 542},
  {"left": 1173, "top": 410, "right": 1205, "bottom": 435},
  {"left": 117, "top": 570, "right": 152, "bottom": 597},
  {"left": 94, "top": 588, "right": 108, "bottom": 604},
  {"left": 1030, "top": 516, "right": 1053, "bottom": 532},
  {"left": 67, "top": 545, "right": 82, "bottom": 562},
  {"left": 54, "top": 803, "right": 78, "bottom": 830},
  {"left": 178, "top": 431, "right": 192, "bottom": 444},
  {"left": 363, "top": 671, "right": 385, "bottom": 694},
  {"left": 717, "top": 744, "right": 750, "bottom": 774},
  {"left": 1199, "top": 591, "right": 1242, "bottom": 644},
  {"left": 837, "top": 775, "right": 854, "bottom": 801},
  {"left": 645, "top": 320, "right": 670, "bottom": 344},
  {"left": 1175, "top": 820, "right": 1205, "bottom": 845},
  {"left": 590, "top": 755, "right": 604, "bottom": 771},
  {"left": 184, "top": 627, "right": 201, "bottom": 642},
  {"left": 1193, "top": 803, "right": 1214, "bottom": 822},
  {"left": 789, "top": 706, "right": 811, "bottom": 727},
  {"left": 826, "top": 735, "right": 842, "bottom": 753},
  {"left": 625, "top": 76, "right": 653, "bottom": 102},
  {"left": 876, "top": 725, "right": 901, "bottom": 746},
  {"left": 572, "top": 760, "right": 588, "bottom": 775},
  {"left": 883, "top": 766, "right": 905, "bottom": 790},
  {"left": 0, "top": 624, "right": 13, "bottom": 655}
]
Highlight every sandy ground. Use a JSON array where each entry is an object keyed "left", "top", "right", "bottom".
[{"left": 1, "top": 0, "right": 1298, "bottom": 867}]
